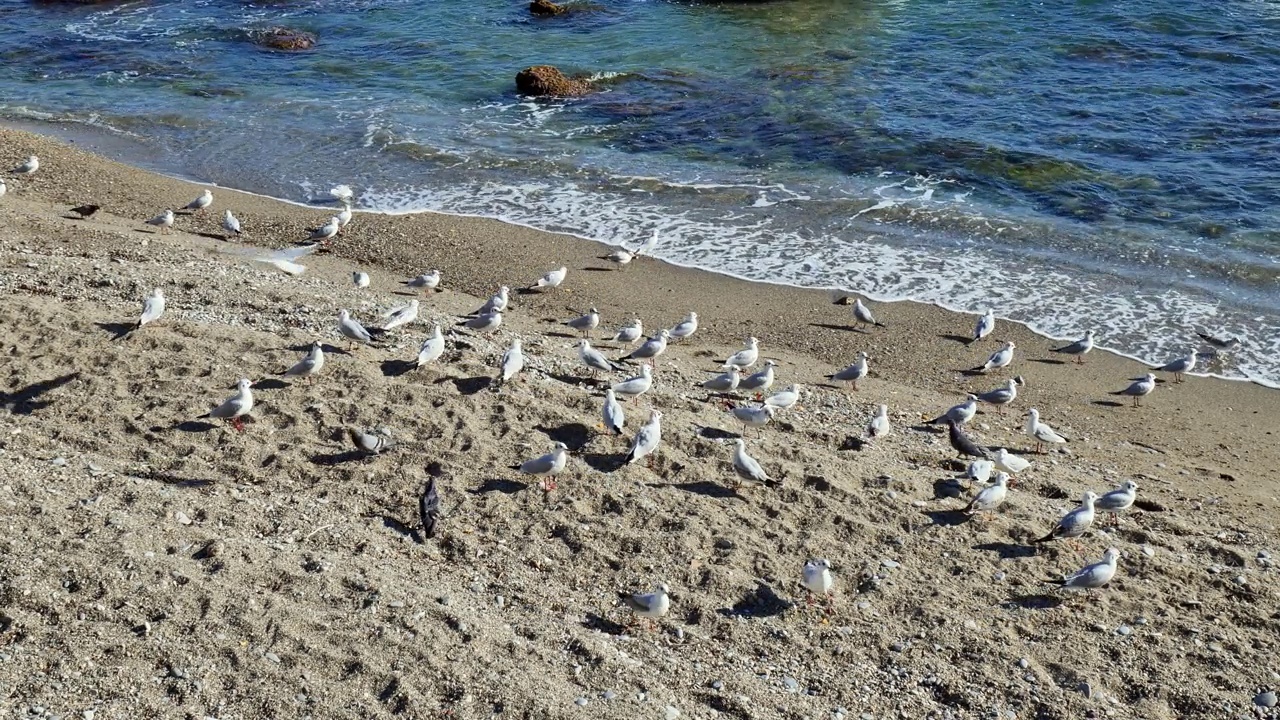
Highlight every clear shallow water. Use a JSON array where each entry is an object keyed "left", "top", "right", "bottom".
[{"left": 1, "top": 0, "right": 1278, "bottom": 384}]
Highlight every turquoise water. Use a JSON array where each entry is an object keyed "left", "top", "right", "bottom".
[{"left": 2, "top": 0, "right": 1278, "bottom": 383}]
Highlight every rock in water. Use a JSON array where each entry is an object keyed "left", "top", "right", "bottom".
[
  {"left": 256, "top": 27, "right": 317, "bottom": 51},
  {"left": 530, "top": 0, "right": 567, "bottom": 15},
  {"left": 515, "top": 65, "right": 594, "bottom": 97}
]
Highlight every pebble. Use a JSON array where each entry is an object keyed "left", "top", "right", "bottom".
[
  {"left": 1017, "top": 658, "right": 1029, "bottom": 669},
  {"left": 1142, "top": 545, "right": 1155, "bottom": 557},
  {"left": 665, "top": 706, "right": 680, "bottom": 720},
  {"left": 880, "top": 559, "right": 900, "bottom": 569},
  {"left": 388, "top": 601, "right": 405, "bottom": 608},
  {"left": 856, "top": 602, "right": 870, "bottom": 611},
  {"left": 1116, "top": 625, "right": 1132, "bottom": 636},
  {"left": 437, "top": 596, "right": 452, "bottom": 606},
  {"left": 496, "top": 595, "right": 505, "bottom": 608},
  {"left": 50, "top": 457, "right": 66, "bottom": 467},
  {"left": 1134, "top": 617, "right": 1148, "bottom": 626},
  {"left": 1255, "top": 691, "right": 1277, "bottom": 708},
  {"left": 1259, "top": 550, "right": 1271, "bottom": 560},
  {"left": 264, "top": 652, "right": 281, "bottom": 664},
  {"left": 175, "top": 511, "right": 192, "bottom": 526},
  {"left": 574, "top": 698, "right": 588, "bottom": 707},
  {"left": 1079, "top": 682, "right": 1093, "bottom": 698},
  {"left": 711, "top": 680, "right": 724, "bottom": 690},
  {"left": 602, "top": 690, "right": 616, "bottom": 701},
  {"left": 783, "top": 677, "right": 799, "bottom": 692}
]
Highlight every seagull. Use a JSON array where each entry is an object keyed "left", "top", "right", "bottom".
[
  {"left": 419, "top": 477, "right": 441, "bottom": 539},
  {"left": 565, "top": 308, "right": 600, "bottom": 338},
  {"left": 602, "top": 389, "right": 625, "bottom": 435},
  {"left": 619, "top": 583, "right": 670, "bottom": 627},
  {"left": 308, "top": 217, "right": 340, "bottom": 242},
  {"left": 802, "top": 559, "right": 834, "bottom": 605},
  {"left": 620, "top": 329, "right": 669, "bottom": 365},
  {"left": 403, "top": 271, "right": 441, "bottom": 293},
  {"left": 0, "top": 178, "right": 6, "bottom": 200},
  {"left": 222, "top": 209, "right": 241, "bottom": 238},
  {"left": 145, "top": 209, "right": 174, "bottom": 233},
  {"left": 11, "top": 155, "right": 38, "bottom": 175},
  {"left": 514, "top": 441, "right": 569, "bottom": 491},
  {"left": 610, "top": 319, "right": 644, "bottom": 345},
  {"left": 731, "top": 404, "right": 775, "bottom": 437},
  {"left": 1052, "top": 330, "right": 1095, "bottom": 364},
  {"left": 739, "top": 360, "right": 777, "bottom": 396},
  {"left": 702, "top": 366, "right": 741, "bottom": 394},
  {"left": 723, "top": 336, "right": 759, "bottom": 370},
  {"left": 458, "top": 310, "right": 503, "bottom": 334},
  {"left": 975, "top": 378, "right": 1018, "bottom": 413},
  {"left": 328, "top": 185, "right": 354, "bottom": 204},
  {"left": 223, "top": 242, "right": 320, "bottom": 276},
  {"left": 134, "top": 288, "right": 166, "bottom": 331},
  {"left": 498, "top": 339, "right": 525, "bottom": 386},
  {"left": 963, "top": 471, "right": 1008, "bottom": 518},
  {"left": 184, "top": 189, "right": 213, "bottom": 212},
  {"left": 352, "top": 271, "right": 371, "bottom": 289},
  {"left": 1111, "top": 373, "right": 1156, "bottom": 407},
  {"left": 474, "top": 286, "right": 510, "bottom": 315},
  {"left": 827, "top": 351, "right": 869, "bottom": 391},
  {"left": 1152, "top": 353, "right": 1195, "bottom": 383},
  {"left": 866, "top": 404, "right": 891, "bottom": 441},
  {"left": 634, "top": 229, "right": 660, "bottom": 256},
  {"left": 382, "top": 300, "right": 419, "bottom": 331},
  {"left": 926, "top": 395, "right": 978, "bottom": 426},
  {"left": 1095, "top": 480, "right": 1139, "bottom": 525},
  {"left": 70, "top": 204, "right": 99, "bottom": 219},
  {"left": 336, "top": 204, "right": 353, "bottom": 229},
  {"left": 601, "top": 246, "right": 634, "bottom": 267},
  {"left": 1196, "top": 331, "right": 1241, "bottom": 352},
  {"left": 281, "top": 341, "right": 325, "bottom": 383},
  {"left": 349, "top": 427, "right": 393, "bottom": 456},
  {"left": 949, "top": 420, "right": 988, "bottom": 459},
  {"left": 1045, "top": 547, "right": 1120, "bottom": 592},
  {"left": 611, "top": 364, "right": 653, "bottom": 401},
  {"left": 730, "top": 438, "right": 776, "bottom": 488},
  {"left": 337, "top": 309, "right": 378, "bottom": 349},
  {"left": 1035, "top": 491, "right": 1097, "bottom": 547},
  {"left": 970, "top": 309, "right": 995, "bottom": 344},
  {"left": 201, "top": 378, "right": 254, "bottom": 431},
  {"left": 624, "top": 408, "right": 662, "bottom": 465},
  {"left": 964, "top": 459, "right": 994, "bottom": 485},
  {"left": 992, "top": 448, "right": 1031, "bottom": 475},
  {"left": 852, "top": 299, "right": 884, "bottom": 329},
  {"left": 669, "top": 312, "right": 698, "bottom": 341},
  {"left": 578, "top": 339, "right": 618, "bottom": 376},
  {"left": 1025, "top": 408, "right": 1068, "bottom": 454},
  {"left": 764, "top": 383, "right": 802, "bottom": 411},
  {"left": 974, "top": 341, "right": 1016, "bottom": 373},
  {"left": 416, "top": 326, "right": 446, "bottom": 368},
  {"left": 529, "top": 266, "right": 567, "bottom": 291}
]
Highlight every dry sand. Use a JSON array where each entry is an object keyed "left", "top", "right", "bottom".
[{"left": 1, "top": 126, "right": 1278, "bottom": 720}]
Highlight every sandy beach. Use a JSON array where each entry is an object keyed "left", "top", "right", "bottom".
[{"left": 1, "top": 126, "right": 1278, "bottom": 720}]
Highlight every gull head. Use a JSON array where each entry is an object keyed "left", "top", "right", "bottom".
[
  {"left": 656, "top": 583, "right": 670, "bottom": 595},
  {"left": 877, "top": 404, "right": 888, "bottom": 415},
  {"left": 687, "top": 311, "right": 697, "bottom": 321},
  {"left": 746, "top": 336, "right": 758, "bottom": 347},
  {"left": 1142, "top": 373, "right": 1156, "bottom": 382},
  {"left": 1027, "top": 408, "right": 1040, "bottom": 422},
  {"left": 1085, "top": 329, "right": 1096, "bottom": 339},
  {"left": 1103, "top": 547, "right": 1121, "bottom": 563},
  {"left": 339, "top": 309, "right": 352, "bottom": 321},
  {"left": 993, "top": 472, "right": 1009, "bottom": 487},
  {"left": 510, "top": 338, "right": 522, "bottom": 350},
  {"left": 236, "top": 378, "right": 252, "bottom": 391},
  {"left": 1123, "top": 480, "right": 1139, "bottom": 492},
  {"left": 649, "top": 408, "right": 663, "bottom": 421},
  {"left": 552, "top": 441, "right": 568, "bottom": 453},
  {"left": 1082, "top": 490, "right": 1099, "bottom": 504},
  {"left": 807, "top": 558, "right": 832, "bottom": 571},
  {"left": 657, "top": 329, "right": 671, "bottom": 339},
  {"left": 1005, "top": 341, "right": 1017, "bottom": 349}
]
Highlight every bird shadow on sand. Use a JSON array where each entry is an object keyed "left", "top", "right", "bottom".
[
  {"left": 582, "top": 613, "right": 628, "bottom": 635},
  {"left": 380, "top": 359, "right": 418, "bottom": 378},
  {"left": 931, "top": 478, "right": 968, "bottom": 500},
  {"left": 921, "top": 509, "right": 971, "bottom": 527},
  {"left": 251, "top": 379, "right": 289, "bottom": 391},
  {"left": 537, "top": 423, "right": 593, "bottom": 451},
  {"left": 807, "top": 322, "right": 864, "bottom": 334},
  {"left": 130, "top": 469, "right": 216, "bottom": 488},
  {"left": 583, "top": 452, "right": 628, "bottom": 473},
  {"left": 287, "top": 342, "right": 350, "bottom": 356},
  {"left": 1028, "top": 358, "right": 1067, "bottom": 365},
  {"left": 973, "top": 541, "right": 1037, "bottom": 560},
  {"left": 1, "top": 372, "right": 81, "bottom": 415},
  {"left": 172, "top": 420, "right": 218, "bottom": 433},
  {"left": 379, "top": 514, "right": 425, "bottom": 544},
  {"left": 548, "top": 372, "right": 604, "bottom": 388},
  {"left": 543, "top": 330, "right": 578, "bottom": 339},
  {"left": 938, "top": 333, "right": 975, "bottom": 345},
  {"left": 514, "top": 287, "right": 544, "bottom": 296},
  {"left": 839, "top": 436, "right": 865, "bottom": 452},
  {"left": 192, "top": 231, "right": 230, "bottom": 241},
  {"left": 469, "top": 478, "right": 527, "bottom": 495},
  {"left": 582, "top": 267, "right": 615, "bottom": 273},
  {"left": 956, "top": 368, "right": 990, "bottom": 377},
  {"left": 695, "top": 426, "right": 738, "bottom": 441},
  {"left": 1004, "top": 593, "right": 1062, "bottom": 610},
  {"left": 438, "top": 376, "right": 492, "bottom": 396},
  {"left": 718, "top": 581, "right": 792, "bottom": 619},
  {"left": 664, "top": 481, "right": 743, "bottom": 500},
  {"left": 309, "top": 450, "right": 369, "bottom": 466},
  {"left": 1091, "top": 400, "right": 1125, "bottom": 408},
  {"left": 95, "top": 322, "right": 136, "bottom": 341}
]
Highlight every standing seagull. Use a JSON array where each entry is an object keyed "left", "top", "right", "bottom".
[
  {"left": 611, "top": 364, "right": 653, "bottom": 401},
  {"left": 514, "top": 441, "right": 569, "bottom": 491},
  {"left": 740, "top": 360, "right": 777, "bottom": 397},
  {"left": 1045, "top": 548, "right": 1120, "bottom": 593},
  {"left": 827, "top": 352, "right": 870, "bottom": 391},
  {"left": 1095, "top": 480, "right": 1139, "bottom": 525},
  {"left": 529, "top": 266, "right": 568, "bottom": 291},
  {"left": 764, "top": 384, "right": 802, "bottom": 411},
  {"left": 336, "top": 204, "right": 353, "bottom": 229},
  {"left": 416, "top": 326, "right": 446, "bottom": 368},
  {"left": 381, "top": 300, "right": 420, "bottom": 331},
  {"left": 1152, "top": 352, "right": 1195, "bottom": 383},
  {"left": 620, "top": 329, "right": 670, "bottom": 365},
  {"left": 352, "top": 272, "right": 371, "bottom": 289},
  {"left": 865, "top": 404, "right": 891, "bottom": 441},
  {"left": 974, "top": 341, "right": 1016, "bottom": 373},
  {"left": 619, "top": 583, "right": 670, "bottom": 628},
  {"left": 578, "top": 339, "right": 618, "bottom": 377},
  {"left": 992, "top": 448, "right": 1032, "bottom": 476},
  {"left": 1034, "top": 491, "right": 1097, "bottom": 548},
  {"left": 963, "top": 471, "right": 1008, "bottom": 519},
  {"left": 474, "top": 286, "right": 509, "bottom": 315},
  {"left": 975, "top": 378, "right": 1018, "bottom": 413},
  {"left": 701, "top": 366, "right": 741, "bottom": 395},
  {"left": 497, "top": 339, "right": 525, "bottom": 386},
  {"left": 731, "top": 404, "right": 775, "bottom": 437},
  {"left": 730, "top": 438, "right": 776, "bottom": 488},
  {"left": 11, "top": 155, "right": 38, "bottom": 175},
  {"left": 565, "top": 308, "right": 600, "bottom": 338},
  {"left": 1025, "top": 408, "right": 1068, "bottom": 454},
  {"left": 611, "top": 319, "right": 644, "bottom": 345},
  {"left": 927, "top": 395, "right": 978, "bottom": 426},
  {"left": 201, "top": 378, "right": 254, "bottom": 431},
  {"left": 222, "top": 209, "right": 241, "bottom": 238},
  {"left": 337, "top": 309, "right": 378, "bottom": 349},
  {"left": 802, "top": 559, "right": 834, "bottom": 605},
  {"left": 669, "top": 312, "right": 698, "bottom": 341},
  {"left": 852, "top": 299, "right": 885, "bottom": 329},
  {"left": 458, "top": 310, "right": 503, "bottom": 334},
  {"left": 1111, "top": 373, "right": 1156, "bottom": 407},
  {"left": 281, "top": 341, "right": 325, "bottom": 383},
  {"left": 145, "top": 209, "right": 175, "bottom": 233},
  {"left": 308, "top": 217, "right": 340, "bottom": 242},
  {"left": 403, "top": 271, "right": 441, "bottom": 293},
  {"left": 970, "top": 309, "right": 996, "bottom": 344},
  {"left": 723, "top": 337, "right": 760, "bottom": 370},
  {"left": 624, "top": 408, "right": 663, "bottom": 465},
  {"left": 134, "top": 288, "right": 166, "bottom": 331},
  {"left": 184, "top": 189, "right": 213, "bottom": 213},
  {"left": 601, "top": 245, "right": 635, "bottom": 268},
  {"left": 1052, "top": 330, "right": 1096, "bottom": 364},
  {"left": 602, "top": 389, "right": 625, "bottom": 435}
]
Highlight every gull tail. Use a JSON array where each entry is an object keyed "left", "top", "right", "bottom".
[{"left": 1032, "top": 530, "right": 1057, "bottom": 544}]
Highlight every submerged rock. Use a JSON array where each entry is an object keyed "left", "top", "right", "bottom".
[
  {"left": 255, "top": 27, "right": 317, "bottom": 51},
  {"left": 515, "top": 65, "right": 595, "bottom": 97},
  {"left": 530, "top": 0, "right": 567, "bottom": 16}
]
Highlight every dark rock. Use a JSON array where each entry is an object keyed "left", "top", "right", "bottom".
[
  {"left": 530, "top": 0, "right": 566, "bottom": 15},
  {"left": 515, "top": 65, "right": 594, "bottom": 97},
  {"left": 255, "top": 27, "right": 317, "bottom": 51}
]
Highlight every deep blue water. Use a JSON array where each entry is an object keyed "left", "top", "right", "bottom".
[{"left": 1, "top": 0, "right": 1277, "bottom": 382}]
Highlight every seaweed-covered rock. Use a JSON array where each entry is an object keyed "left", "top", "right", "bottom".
[
  {"left": 255, "top": 27, "right": 317, "bottom": 51},
  {"left": 515, "top": 65, "right": 594, "bottom": 97},
  {"left": 529, "top": 0, "right": 567, "bottom": 16}
]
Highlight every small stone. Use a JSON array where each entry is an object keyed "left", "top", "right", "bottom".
[
  {"left": 1134, "top": 617, "right": 1148, "bottom": 626},
  {"left": 83, "top": 712, "right": 95, "bottom": 720},
  {"left": 602, "top": 690, "right": 616, "bottom": 701},
  {"left": 575, "top": 698, "right": 588, "bottom": 707},
  {"left": 1142, "top": 545, "right": 1155, "bottom": 557},
  {"left": 665, "top": 706, "right": 680, "bottom": 720},
  {"left": 1234, "top": 575, "right": 1246, "bottom": 585},
  {"left": 1258, "top": 550, "right": 1271, "bottom": 560},
  {"left": 51, "top": 457, "right": 67, "bottom": 467},
  {"left": 890, "top": 642, "right": 905, "bottom": 652},
  {"left": 1254, "top": 691, "right": 1277, "bottom": 708},
  {"left": 856, "top": 601, "right": 870, "bottom": 610},
  {"left": 264, "top": 652, "right": 281, "bottom": 664},
  {"left": 1117, "top": 625, "right": 1132, "bottom": 636},
  {"left": 1017, "top": 658, "right": 1029, "bottom": 669},
  {"left": 175, "top": 511, "right": 192, "bottom": 526},
  {"left": 880, "top": 559, "right": 900, "bottom": 569},
  {"left": 783, "top": 676, "right": 799, "bottom": 692},
  {"left": 711, "top": 680, "right": 724, "bottom": 690},
  {"left": 437, "top": 596, "right": 452, "bottom": 606},
  {"left": 1079, "top": 681, "right": 1092, "bottom": 698}
]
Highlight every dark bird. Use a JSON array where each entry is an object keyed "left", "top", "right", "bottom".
[
  {"left": 948, "top": 421, "right": 988, "bottom": 459},
  {"left": 419, "top": 477, "right": 441, "bottom": 539},
  {"left": 70, "top": 204, "right": 100, "bottom": 219},
  {"left": 1196, "top": 332, "right": 1241, "bottom": 351}
]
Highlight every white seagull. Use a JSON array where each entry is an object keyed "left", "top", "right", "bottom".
[
  {"left": 145, "top": 209, "right": 175, "bottom": 233},
  {"left": 1025, "top": 408, "right": 1068, "bottom": 454},
  {"left": 134, "top": 288, "right": 166, "bottom": 331},
  {"left": 1052, "top": 330, "right": 1096, "bottom": 364},
  {"left": 530, "top": 266, "right": 567, "bottom": 291},
  {"left": 723, "top": 336, "right": 759, "bottom": 369},
  {"left": 416, "top": 326, "right": 446, "bottom": 368},
  {"left": 184, "top": 189, "right": 213, "bottom": 212},
  {"left": 669, "top": 312, "right": 698, "bottom": 341},
  {"left": 202, "top": 378, "right": 254, "bottom": 431},
  {"left": 282, "top": 341, "right": 325, "bottom": 383},
  {"left": 222, "top": 209, "right": 241, "bottom": 238},
  {"left": 975, "top": 341, "right": 1016, "bottom": 373},
  {"left": 1111, "top": 373, "right": 1156, "bottom": 407},
  {"left": 624, "top": 408, "right": 663, "bottom": 465},
  {"left": 972, "top": 309, "right": 995, "bottom": 344}
]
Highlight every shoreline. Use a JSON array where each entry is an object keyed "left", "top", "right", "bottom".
[
  {"left": 2, "top": 124, "right": 1279, "bottom": 718},
  {"left": 5, "top": 116, "right": 1274, "bottom": 390}
]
